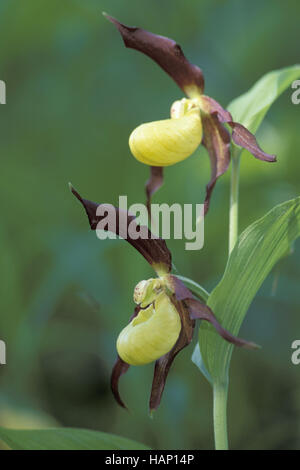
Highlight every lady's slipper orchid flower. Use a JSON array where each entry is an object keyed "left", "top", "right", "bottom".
[
  {"left": 105, "top": 14, "right": 276, "bottom": 214},
  {"left": 70, "top": 185, "right": 258, "bottom": 412}
]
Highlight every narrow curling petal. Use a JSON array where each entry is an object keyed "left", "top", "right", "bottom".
[
  {"left": 171, "top": 275, "right": 258, "bottom": 348},
  {"left": 201, "top": 112, "right": 231, "bottom": 214},
  {"left": 200, "top": 95, "right": 276, "bottom": 162},
  {"left": 111, "top": 356, "right": 130, "bottom": 409},
  {"left": 184, "top": 298, "right": 259, "bottom": 349},
  {"left": 229, "top": 122, "right": 277, "bottom": 162}
]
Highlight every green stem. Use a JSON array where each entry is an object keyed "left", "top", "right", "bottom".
[
  {"left": 213, "top": 382, "right": 229, "bottom": 450},
  {"left": 228, "top": 153, "right": 240, "bottom": 254},
  {"left": 212, "top": 150, "right": 241, "bottom": 450}
]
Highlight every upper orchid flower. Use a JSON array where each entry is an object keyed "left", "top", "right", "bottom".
[
  {"left": 105, "top": 14, "right": 276, "bottom": 214},
  {"left": 70, "top": 185, "right": 257, "bottom": 412}
]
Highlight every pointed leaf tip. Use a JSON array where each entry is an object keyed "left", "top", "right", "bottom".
[
  {"left": 199, "top": 196, "right": 300, "bottom": 382},
  {"left": 227, "top": 65, "right": 300, "bottom": 136}
]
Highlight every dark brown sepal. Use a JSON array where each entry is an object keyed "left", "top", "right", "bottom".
[
  {"left": 105, "top": 14, "right": 204, "bottom": 95},
  {"left": 70, "top": 184, "right": 172, "bottom": 272},
  {"left": 229, "top": 122, "right": 276, "bottom": 162}
]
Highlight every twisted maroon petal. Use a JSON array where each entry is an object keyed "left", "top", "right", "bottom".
[
  {"left": 111, "top": 357, "right": 131, "bottom": 409},
  {"left": 201, "top": 112, "right": 231, "bottom": 214},
  {"left": 201, "top": 95, "right": 276, "bottom": 162},
  {"left": 184, "top": 298, "right": 259, "bottom": 350}
]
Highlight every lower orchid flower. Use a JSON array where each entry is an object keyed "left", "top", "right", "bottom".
[
  {"left": 70, "top": 184, "right": 258, "bottom": 412},
  {"left": 105, "top": 14, "right": 276, "bottom": 214}
]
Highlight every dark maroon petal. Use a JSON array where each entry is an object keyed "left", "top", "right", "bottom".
[
  {"left": 105, "top": 14, "right": 204, "bottom": 96},
  {"left": 201, "top": 112, "right": 231, "bottom": 214},
  {"left": 70, "top": 184, "right": 172, "bottom": 272},
  {"left": 200, "top": 95, "right": 276, "bottom": 163},
  {"left": 111, "top": 305, "right": 141, "bottom": 409},
  {"left": 145, "top": 166, "right": 164, "bottom": 215},
  {"left": 184, "top": 298, "right": 259, "bottom": 349},
  {"left": 230, "top": 123, "right": 276, "bottom": 162},
  {"left": 111, "top": 356, "right": 130, "bottom": 409},
  {"left": 200, "top": 95, "right": 232, "bottom": 123},
  {"left": 167, "top": 276, "right": 257, "bottom": 348},
  {"left": 149, "top": 299, "right": 195, "bottom": 412}
]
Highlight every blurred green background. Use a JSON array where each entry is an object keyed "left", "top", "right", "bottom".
[{"left": 0, "top": 0, "right": 300, "bottom": 450}]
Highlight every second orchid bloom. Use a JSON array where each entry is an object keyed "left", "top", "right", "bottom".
[{"left": 70, "top": 185, "right": 257, "bottom": 412}]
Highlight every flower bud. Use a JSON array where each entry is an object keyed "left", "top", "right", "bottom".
[{"left": 117, "top": 291, "right": 181, "bottom": 366}]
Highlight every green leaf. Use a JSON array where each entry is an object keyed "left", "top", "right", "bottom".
[
  {"left": 198, "top": 197, "right": 300, "bottom": 384},
  {"left": 191, "top": 343, "right": 212, "bottom": 384},
  {"left": 0, "top": 426, "right": 150, "bottom": 450},
  {"left": 228, "top": 65, "right": 300, "bottom": 134}
]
